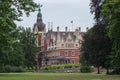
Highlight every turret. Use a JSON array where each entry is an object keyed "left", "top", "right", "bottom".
[{"left": 37, "top": 5, "right": 43, "bottom": 22}]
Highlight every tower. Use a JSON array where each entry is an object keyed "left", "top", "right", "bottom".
[
  {"left": 33, "top": 4, "right": 46, "bottom": 33},
  {"left": 37, "top": 5, "right": 42, "bottom": 22},
  {"left": 33, "top": 5, "right": 47, "bottom": 71}
]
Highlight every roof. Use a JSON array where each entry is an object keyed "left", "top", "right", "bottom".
[
  {"left": 45, "top": 31, "right": 85, "bottom": 41},
  {"left": 33, "top": 22, "right": 45, "bottom": 32}
]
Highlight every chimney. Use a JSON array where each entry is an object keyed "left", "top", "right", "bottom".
[
  {"left": 65, "top": 26, "right": 68, "bottom": 32},
  {"left": 86, "top": 27, "right": 89, "bottom": 32},
  {"left": 57, "top": 26, "right": 59, "bottom": 32},
  {"left": 79, "top": 27, "right": 81, "bottom": 32}
]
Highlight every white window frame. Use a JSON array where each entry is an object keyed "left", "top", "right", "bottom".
[
  {"left": 64, "top": 52, "right": 68, "bottom": 56},
  {"left": 71, "top": 52, "right": 75, "bottom": 56}
]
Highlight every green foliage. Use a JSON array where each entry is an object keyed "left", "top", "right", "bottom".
[
  {"left": 41, "top": 65, "right": 61, "bottom": 70},
  {"left": 109, "top": 68, "right": 120, "bottom": 75},
  {"left": 19, "top": 27, "right": 38, "bottom": 68},
  {"left": 64, "top": 64, "right": 74, "bottom": 68},
  {"left": 90, "top": 0, "right": 104, "bottom": 23},
  {"left": 88, "top": 0, "right": 113, "bottom": 74},
  {"left": 81, "top": 24, "right": 112, "bottom": 74},
  {"left": 80, "top": 53, "right": 92, "bottom": 73},
  {"left": 3, "top": 65, "right": 25, "bottom": 73},
  {"left": 40, "top": 64, "right": 80, "bottom": 70},
  {"left": 101, "top": 0, "right": 120, "bottom": 68},
  {"left": 80, "top": 66, "right": 92, "bottom": 73},
  {"left": 0, "top": 0, "right": 38, "bottom": 72}
]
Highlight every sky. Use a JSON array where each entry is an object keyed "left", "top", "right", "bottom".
[{"left": 16, "top": 0, "right": 94, "bottom": 32}]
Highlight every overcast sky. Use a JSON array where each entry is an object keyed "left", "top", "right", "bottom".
[{"left": 16, "top": 0, "right": 94, "bottom": 32}]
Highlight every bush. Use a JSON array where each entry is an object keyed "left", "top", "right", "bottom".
[
  {"left": 64, "top": 64, "right": 73, "bottom": 68},
  {"left": 25, "top": 67, "right": 35, "bottom": 72},
  {"left": 41, "top": 65, "right": 60, "bottom": 70},
  {"left": 15, "top": 66, "right": 25, "bottom": 72},
  {"left": 80, "top": 66, "right": 92, "bottom": 73},
  {"left": 74, "top": 64, "right": 80, "bottom": 68},
  {"left": 41, "top": 64, "right": 80, "bottom": 70},
  {"left": 109, "top": 68, "right": 120, "bottom": 75},
  {"left": 4, "top": 65, "right": 13, "bottom": 73},
  {"left": 4, "top": 65, "right": 25, "bottom": 72}
]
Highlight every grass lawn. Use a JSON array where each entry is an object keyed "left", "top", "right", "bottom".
[{"left": 0, "top": 72, "right": 120, "bottom": 80}]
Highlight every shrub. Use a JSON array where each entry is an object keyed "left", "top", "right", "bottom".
[
  {"left": 4, "top": 65, "right": 25, "bottom": 72},
  {"left": 109, "top": 68, "right": 120, "bottom": 75},
  {"left": 64, "top": 64, "right": 73, "bottom": 68},
  {"left": 15, "top": 66, "right": 25, "bottom": 72},
  {"left": 4, "top": 65, "right": 13, "bottom": 73},
  {"left": 41, "top": 65, "right": 60, "bottom": 70},
  {"left": 80, "top": 66, "right": 92, "bottom": 73}
]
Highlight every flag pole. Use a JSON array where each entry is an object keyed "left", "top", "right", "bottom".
[{"left": 71, "top": 20, "right": 73, "bottom": 31}]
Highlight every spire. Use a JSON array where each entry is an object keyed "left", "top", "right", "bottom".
[{"left": 37, "top": 4, "right": 43, "bottom": 22}]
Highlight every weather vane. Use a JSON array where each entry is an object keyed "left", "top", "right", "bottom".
[
  {"left": 38, "top": 4, "right": 43, "bottom": 12},
  {"left": 39, "top": 4, "right": 43, "bottom": 7}
]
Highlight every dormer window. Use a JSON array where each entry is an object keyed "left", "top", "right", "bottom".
[
  {"left": 61, "top": 44, "right": 64, "bottom": 47},
  {"left": 76, "top": 44, "right": 78, "bottom": 47}
]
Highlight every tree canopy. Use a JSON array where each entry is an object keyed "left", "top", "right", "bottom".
[
  {"left": 80, "top": 0, "right": 115, "bottom": 74},
  {"left": 101, "top": 0, "right": 120, "bottom": 68},
  {"left": 0, "top": 0, "right": 38, "bottom": 72},
  {"left": 81, "top": 24, "right": 111, "bottom": 74},
  {"left": 19, "top": 27, "right": 38, "bottom": 69}
]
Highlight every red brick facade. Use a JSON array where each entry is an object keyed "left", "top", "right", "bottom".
[{"left": 33, "top": 7, "right": 84, "bottom": 66}]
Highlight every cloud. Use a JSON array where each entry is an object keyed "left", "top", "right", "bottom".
[
  {"left": 34, "top": 0, "right": 90, "bottom": 5},
  {"left": 16, "top": 0, "right": 94, "bottom": 32}
]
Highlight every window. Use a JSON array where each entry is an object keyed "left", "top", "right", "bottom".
[
  {"left": 71, "top": 52, "right": 75, "bottom": 56},
  {"left": 61, "top": 44, "right": 64, "bottom": 47},
  {"left": 65, "top": 60, "right": 68, "bottom": 64},
  {"left": 71, "top": 59, "right": 75, "bottom": 64},
  {"left": 65, "top": 52, "right": 68, "bottom": 56},
  {"left": 76, "top": 44, "right": 78, "bottom": 47}
]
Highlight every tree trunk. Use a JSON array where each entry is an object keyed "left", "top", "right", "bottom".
[
  {"left": 97, "top": 66, "right": 100, "bottom": 74},
  {"left": 106, "top": 68, "right": 109, "bottom": 74}
]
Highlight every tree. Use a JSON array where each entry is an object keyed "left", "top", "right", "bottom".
[
  {"left": 88, "top": 0, "right": 113, "bottom": 74},
  {"left": 0, "top": 0, "right": 37, "bottom": 72},
  {"left": 101, "top": 0, "right": 120, "bottom": 69},
  {"left": 81, "top": 24, "right": 112, "bottom": 74},
  {"left": 90, "top": 0, "right": 105, "bottom": 24},
  {"left": 19, "top": 27, "right": 38, "bottom": 69},
  {"left": 4, "top": 28, "right": 25, "bottom": 67}
]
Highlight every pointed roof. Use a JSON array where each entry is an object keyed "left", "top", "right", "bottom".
[
  {"left": 33, "top": 5, "right": 46, "bottom": 32},
  {"left": 37, "top": 4, "right": 43, "bottom": 22}
]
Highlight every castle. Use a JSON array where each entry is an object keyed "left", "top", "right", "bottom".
[{"left": 33, "top": 6, "right": 85, "bottom": 66}]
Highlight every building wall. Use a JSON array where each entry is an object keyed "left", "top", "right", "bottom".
[
  {"left": 34, "top": 26, "right": 83, "bottom": 65},
  {"left": 33, "top": 7, "right": 84, "bottom": 66},
  {"left": 60, "top": 49, "right": 80, "bottom": 64}
]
